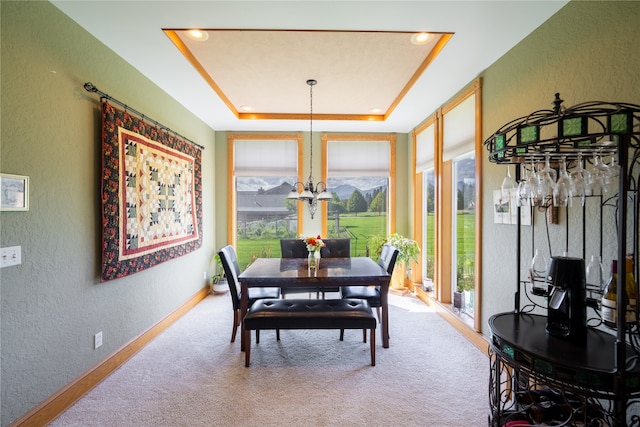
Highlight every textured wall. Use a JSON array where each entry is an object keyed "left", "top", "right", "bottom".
[
  {"left": 480, "top": 0, "right": 640, "bottom": 333},
  {"left": 0, "top": 2, "right": 216, "bottom": 425}
]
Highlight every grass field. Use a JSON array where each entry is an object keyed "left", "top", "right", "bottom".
[{"left": 236, "top": 213, "right": 475, "bottom": 271}]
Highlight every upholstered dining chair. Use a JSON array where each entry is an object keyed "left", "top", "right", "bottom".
[
  {"left": 341, "top": 243, "right": 399, "bottom": 327},
  {"left": 279, "top": 238, "right": 319, "bottom": 298},
  {"left": 318, "top": 238, "right": 351, "bottom": 297},
  {"left": 218, "top": 245, "right": 280, "bottom": 343},
  {"left": 320, "top": 238, "right": 351, "bottom": 258}
]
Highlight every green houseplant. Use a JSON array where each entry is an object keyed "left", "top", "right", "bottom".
[
  {"left": 453, "top": 255, "right": 474, "bottom": 310},
  {"left": 209, "top": 254, "right": 229, "bottom": 294},
  {"left": 369, "top": 233, "right": 420, "bottom": 290}
]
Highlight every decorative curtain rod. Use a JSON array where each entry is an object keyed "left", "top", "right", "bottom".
[{"left": 83, "top": 82, "right": 205, "bottom": 150}]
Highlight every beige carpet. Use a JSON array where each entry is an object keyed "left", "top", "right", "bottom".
[{"left": 49, "top": 293, "right": 489, "bottom": 427}]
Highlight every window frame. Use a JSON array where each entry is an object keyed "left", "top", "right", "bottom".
[
  {"left": 321, "top": 134, "right": 397, "bottom": 238},
  {"left": 412, "top": 78, "right": 483, "bottom": 332},
  {"left": 227, "top": 133, "right": 304, "bottom": 248}
]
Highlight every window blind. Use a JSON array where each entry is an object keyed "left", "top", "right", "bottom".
[
  {"left": 328, "top": 140, "right": 390, "bottom": 176},
  {"left": 415, "top": 123, "right": 435, "bottom": 172},
  {"left": 443, "top": 94, "right": 476, "bottom": 161},
  {"left": 234, "top": 139, "right": 297, "bottom": 176}
]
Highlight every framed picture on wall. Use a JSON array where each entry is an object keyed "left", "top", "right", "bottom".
[{"left": 1, "top": 173, "right": 29, "bottom": 211}]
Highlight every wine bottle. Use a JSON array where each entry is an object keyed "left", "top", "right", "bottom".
[
  {"left": 601, "top": 258, "right": 638, "bottom": 327},
  {"left": 624, "top": 256, "right": 637, "bottom": 323},
  {"left": 601, "top": 260, "right": 619, "bottom": 328}
]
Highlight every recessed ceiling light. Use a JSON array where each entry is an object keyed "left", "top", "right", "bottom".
[
  {"left": 410, "top": 32, "right": 431, "bottom": 45},
  {"left": 239, "top": 105, "right": 254, "bottom": 112},
  {"left": 369, "top": 108, "right": 382, "bottom": 114},
  {"left": 186, "top": 29, "right": 209, "bottom": 41}
]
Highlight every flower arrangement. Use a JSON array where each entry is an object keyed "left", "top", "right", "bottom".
[{"left": 302, "top": 235, "right": 325, "bottom": 253}]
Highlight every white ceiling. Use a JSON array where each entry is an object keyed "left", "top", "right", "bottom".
[{"left": 51, "top": 1, "right": 568, "bottom": 134}]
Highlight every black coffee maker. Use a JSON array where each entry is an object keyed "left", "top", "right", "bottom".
[{"left": 545, "top": 256, "right": 587, "bottom": 341}]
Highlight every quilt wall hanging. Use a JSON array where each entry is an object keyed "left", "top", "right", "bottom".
[{"left": 101, "top": 100, "right": 202, "bottom": 281}]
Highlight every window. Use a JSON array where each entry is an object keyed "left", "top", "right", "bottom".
[
  {"left": 415, "top": 122, "right": 436, "bottom": 288},
  {"left": 228, "top": 134, "right": 303, "bottom": 268},
  {"left": 452, "top": 152, "right": 476, "bottom": 315},
  {"left": 412, "top": 79, "right": 482, "bottom": 331},
  {"left": 322, "top": 135, "right": 396, "bottom": 257},
  {"left": 443, "top": 93, "right": 478, "bottom": 320}
]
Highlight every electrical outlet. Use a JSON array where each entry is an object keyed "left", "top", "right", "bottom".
[
  {"left": 1, "top": 246, "right": 21, "bottom": 268},
  {"left": 203, "top": 271, "right": 207, "bottom": 280},
  {"left": 94, "top": 331, "right": 103, "bottom": 349}
]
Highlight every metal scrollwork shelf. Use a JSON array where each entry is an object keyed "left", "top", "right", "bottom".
[{"left": 484, "top": 94, "right": 640, "bottom": 426}]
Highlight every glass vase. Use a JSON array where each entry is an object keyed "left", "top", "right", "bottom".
[{"left": 308, "top": 250, "right": 320, "bottom": 269}]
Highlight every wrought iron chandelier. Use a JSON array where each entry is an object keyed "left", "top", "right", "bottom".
[{"left": 287, "top": 79, "right": 331, "bottom": 218}]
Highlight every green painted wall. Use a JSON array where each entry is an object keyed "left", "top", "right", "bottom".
[
  {"left": 480, "top": 0, "right": 640, "bottom": 333},
  {"left": 0, "top": 2, "right": 216, "bottom": 425},
  {"left": 3, "top": 0, "right": 640, "bottom": 424}
]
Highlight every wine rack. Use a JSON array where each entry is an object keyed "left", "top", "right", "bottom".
[{"left": 484, "top": 95, "right": 640, "bottom": 426}]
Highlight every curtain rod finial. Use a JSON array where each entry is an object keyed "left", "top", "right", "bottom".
[{"left": 84, "top": 82, "right": 97, "bottom": 93}]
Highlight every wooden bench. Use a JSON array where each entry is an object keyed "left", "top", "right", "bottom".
[{"left": 243, "top": 298, "right": 377, "bottom": 366}]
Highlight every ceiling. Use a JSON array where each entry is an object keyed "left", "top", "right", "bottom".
[{"left": 51, "top": 1, "right": 568, "bottom": 134}]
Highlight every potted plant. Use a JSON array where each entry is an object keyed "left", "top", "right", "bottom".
[
  {"left": 453, "top": 255, "right": 474, "bottom": 311},
  {"left": 209, "top": 254, "right": 229, "bottom": 294},
  {"left": 369, "top": 233, "right": 420, "bottom": 290}
]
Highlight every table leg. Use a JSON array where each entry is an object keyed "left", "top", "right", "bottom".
[
  {"left": 381, "top": 282, "right": 389, "bottom": 348},
  {"left": 240, "top": 282, "right": 249, "bottom": 352}
]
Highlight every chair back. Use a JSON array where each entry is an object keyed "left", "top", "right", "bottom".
[
  {"left": 378, "top": 243, "right": 400, "bottom": 275},
  {"left": 218, "top": 245, "right": 242, "bottom": 310},
  {"left": 320, "top": 238, "right": 351, "bottom": 258},
  {"left": 280, "top": 238, "right": 308, "bottom": 258}
]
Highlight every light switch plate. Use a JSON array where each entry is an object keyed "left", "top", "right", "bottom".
[{"left": 1, "top": 246, "right": 21, "bottom": 268}]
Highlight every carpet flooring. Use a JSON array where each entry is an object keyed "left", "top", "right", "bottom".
[{"left": 49, "top": 292, "right": 490, "bottom": 426}]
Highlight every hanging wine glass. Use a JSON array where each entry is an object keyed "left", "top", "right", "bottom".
[
  {"left": 516, "top": 163, "right": 531, "bottom": 207},
  {"left": 532, "top": 162, "right": 548, "bottom": 206},
  {"left": 539, "top": 153, "right": 557, "bottom": 199},
  {"left": 527, "top": 158, "right": 541, "bottom": 206},
  {"left": 571, "top": 153, "right": 591, "bottom": 206},
  {"left": 542, "top": 153, "right": 558, "bottom": 183},
  {"left": 590, "top": 150, "right": 611, "bottom": 196},
  {"left": 501, "top": 164, "right": 517, "bottom": 203},
  {"left": 607, "top": 151, "right": 620, "bottom": 194},
  {"left": 553, "top": 157, "right": 572, "bottom": 207}
]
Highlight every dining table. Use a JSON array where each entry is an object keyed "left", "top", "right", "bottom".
[{"left": 238, "top": 256, "right": 392, "bottom": 351}]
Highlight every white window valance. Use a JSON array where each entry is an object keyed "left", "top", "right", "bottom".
[
  {"left": 328, "top": 140, "right": 390, "bottom": 177},
  {"left": 415, "top": 123, "right": 435, "bottom": 172},
  {"left": 443, "top": 94, "right": 476, "bottom": 161},
  {"left": 234, "top": 139, "right": 298, "bottom": 176}
]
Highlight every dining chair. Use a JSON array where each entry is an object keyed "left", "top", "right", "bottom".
[
  {"left": 218, "top": 245, "right": 281, "bottom": 343},
  {"left": 279, "top": 238, "right": 308, "bottom": 258},
  {"left": 318, "top": 238, "right": 351, "bottom": 297},
  {"left": 341, "top": 243, "right": 399, "bottom": 323},
  {"left": 320, "top": 238, "right": 351, "bottom": 258},
  {"left": 279, "top": 238, "right": 322, "bottom": 298}
]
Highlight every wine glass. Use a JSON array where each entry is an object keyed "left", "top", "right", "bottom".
[
  {"left": 553, "top": 157, "right": 572, "bottom": 207},
  {"left": 571, "top": 153, "right": 591, "bottom": 206},
  {"left": 531, "top": 162, "right": 548, "bottom": 206},
  {"left": 585, "top": 254, "right": 606, "bottom": 292},
  {"left": 516, "top": 163, "right": 531, "bottom": 207},
  {"left": 590, "top": 151, "right": 611, "bottom": 196},
  {"left": 530, "top": 249, "right": 548, "bottom": 294},
  {"left": 501, "top": 164, "right": 517, "bottom": 203},
  {"left": 539, "top": 153, "right": 557, "bottom": 199},
  {"left": 607, "top": 152, "right": 620, "bottom": 193}
]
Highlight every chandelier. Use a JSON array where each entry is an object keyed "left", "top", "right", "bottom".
[{"left": 287, "top": 79, "right": 331, "bottom": 218}]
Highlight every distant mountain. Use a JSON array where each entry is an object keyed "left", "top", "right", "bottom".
[{"left": 331, "top": 184, "right": 387, "bottom": 201}]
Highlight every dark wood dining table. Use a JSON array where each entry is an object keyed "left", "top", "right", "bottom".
[{"left": 238, "top": 257, "right": 392, "bottom": 351}]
